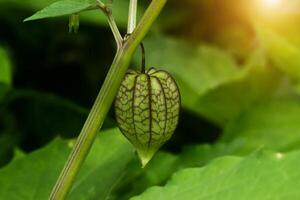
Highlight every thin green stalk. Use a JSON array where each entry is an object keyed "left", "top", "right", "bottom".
[
  {"left": 106, "top": 10, "right": 123, "bottom": 49},
  {"left": 127, "top": 0, "right": 137, "bottom": 33},
  {"left": 48, "top": 0, "right": 167, "bottom": 199},
  {"left": 97, "top": 1, "right": 123, "bottom": 49}
]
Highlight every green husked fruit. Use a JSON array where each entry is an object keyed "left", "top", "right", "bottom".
[{"left": 115, "top": 68, "right": 181, "bottom": 167}]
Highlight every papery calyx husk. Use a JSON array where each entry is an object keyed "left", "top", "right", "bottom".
[{"left": 115, "top": 68, "right": 181, "bottom": 167}]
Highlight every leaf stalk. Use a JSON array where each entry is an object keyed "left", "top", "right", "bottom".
[{"left": 97, "top": 0, "right": 123, "bottom": 49}]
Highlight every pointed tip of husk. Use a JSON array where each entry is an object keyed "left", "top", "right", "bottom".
[
  {"left": 140, "top": 157, "right": 151, "bottom": 168},
  {"left": 137, "top": 149, "right": 156, "bottom": 168}
]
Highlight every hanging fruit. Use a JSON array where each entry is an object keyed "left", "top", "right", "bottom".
[{"left": 115, "top": 44, "right": 180, "bottom": 167}]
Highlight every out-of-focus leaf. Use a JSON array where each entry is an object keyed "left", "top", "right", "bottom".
[
  {"left": 131, "top": 150, "right": 300, "bottom": 200},
  {"left": 5, "top": 90, "right": 88, "bottom": 148},
  {"left": 0, "top": 89, "right": 115, "bottom": 167},
  {"left": 4, "top": 90, "right": 114, "bottom": 150},
  {"left": 0, "top": 47, "right": 12, "bottom": 86},
  {"left": 142, "top": 36, "right": 281, "bottom": 125},
  {"left": 0, "top": 133, "right": 20, "bottom": 166},
  {"left": 143, "top": 36, "right": 240, "bottom": 100},
  {"left": 24, "top": 0, "right": 95, "bottom": 22},
  {"left": 222, "top": 100, "right": 300, "bottom": 152},
  {"left": 0, "top": 128, "right": 135, "bottom": 200},
  {"left": 0, "top": 47, "right": 12, "bottom": 101},
  {"left": 256, "top": 27, "right": 300, "bottom": 93},
  {"left": 194, "top": 50, "right": 282, "bottom": 125},
  {"left": 11, "top": 149, "right": 26, "bottom": 161},
  {"left": 0, "top": 84, "right": 9, "bottom": 103}
]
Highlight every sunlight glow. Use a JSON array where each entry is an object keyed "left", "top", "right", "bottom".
[
  {"left": 276, "top": 152, "right": 284, "bottom": 160},
  {"left": 261, "top": 0, "right": 282, "bottom": 9}
]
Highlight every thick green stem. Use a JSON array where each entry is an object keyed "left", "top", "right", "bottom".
[{"left": 48, "top": 0, "right": 167, "bottom": 199}]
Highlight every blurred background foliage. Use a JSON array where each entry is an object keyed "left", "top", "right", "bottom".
[{"left": 1, "top": 0, "right": 300, "bottom": 199}]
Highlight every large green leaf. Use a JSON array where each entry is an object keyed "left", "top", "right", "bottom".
[
  {"left": 222, "top": 100, "right": 300, "bottom": 152},
  {"left": 131, "top": 150, "right": 300, "bottom": 200},
  {"left": 24, "top": 0, "right": 96, "bottom": 21},
  {"left": 194, "top": 50, "right": 282, "bottom": 125},
  {"left": 111, "top": 139, "right": 248, "bottom": 200},
  {"left": 0, "top": 128, "right": 134, "bottom": 200},
  {"left": 142, "top": 36, "right": 281, "bottom": 125}
]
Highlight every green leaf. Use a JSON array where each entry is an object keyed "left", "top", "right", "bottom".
[
  {"left": 2, "top": 89, "right": 115, "bottom": 153},
  {"left": 0, "top": 89, "right": 115, "bottom": 167},
  {"left": 4, "top": 90, "right": 88, "bottom": 146},
  {"left": 1, "top": 0, "right": 138, "bottom": 27},
  {"left": 256, "top": 27, "right": 300, "bottom": 92},
  {"left": 222, "top": 100, "right": 300, "bottom": 152},
  {"left": 194, "top": 50, "right": 282, "bottom": 125},
  {"left": 0, "top": 133, "right": 20, "bottom": 167},
  {"left": 178, "top": 139, "right": 245, "bottom": 166},
  {"left": 24, "top": 0, "right": 95, "bottom": 22},
  {"left": 112, "top": 139, "right": 247, "bottom": 200},
  {"left": 0, "top": 128, "right": 134, "bottom": 200},
  {"left": 131, "top": 150, "right": 300, "bottom": 200},
  {"left": 112, "top": 152, "right": 180, "bottom": 200}
]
